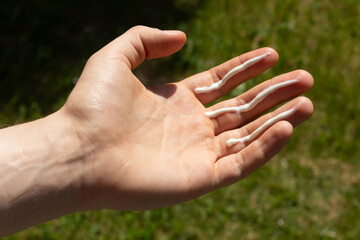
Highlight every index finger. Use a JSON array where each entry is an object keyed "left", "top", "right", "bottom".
[{"left": 181, "top": 47, "right": 279, "bottom": 105}]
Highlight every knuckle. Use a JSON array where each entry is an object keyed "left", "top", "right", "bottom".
[
  {"left": 266, "top": 78, "right": 277, "bottom": 88},
  {"left": 128, "top": 25, "right": 159, "bottom": 35},
  {"left": 235, "top": 152, "right": 246, "bottom": 177},
  {"left": 240, "top": 127, "right": 250, "bottom": 139},
  {"left": 256, "top": 139, "right": 268, "bottom": 161},
  {"left": 214, "top": 137, "right": 224, "bottom": 158},
  {"left": 209, "top": 67, "right": 222, "bottom": 83},
  {"left": 85, "top": 53, "right": 98, "bottom": 66},
  {"left": 235, "top": 95, "right": 246, "bottom": 107},
  {"left": 236, "top": 54, "right": 246, "bottom": 65}
]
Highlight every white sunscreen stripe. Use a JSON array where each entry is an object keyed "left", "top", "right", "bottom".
[
  {"left": 225, "top": 107, "right": 297, "bottom": 147},
  {"left": 194, "top": 52, "right": 271, "bottom": 94},
  {"left": 205, "top": 78, "right": 298, "bottom": 118}
]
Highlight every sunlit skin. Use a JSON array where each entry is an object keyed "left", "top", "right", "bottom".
[
  {"left": 63, "top": 25, "right": 313, "bottom": 209},
  {"left": 0, "top": 26, "right": 313, "bottom": 236}
]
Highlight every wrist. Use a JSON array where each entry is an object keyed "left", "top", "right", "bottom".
[
  {"left": 54, "top": 108, "right": 106, "bottom": 211},
  {"left": 41, "top": 110, "right": 88, "bottom": 211},
  {"left": 0, "top": 110, "right": 88, "bottom": 235}
]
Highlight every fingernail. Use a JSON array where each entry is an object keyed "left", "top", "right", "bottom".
[{"left": 162, "top": 30, "right": 184, "bottom": 36}]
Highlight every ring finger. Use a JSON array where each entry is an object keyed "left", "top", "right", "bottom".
[{"left": 214, "top": 97, "right": 313, "bottom": 159}]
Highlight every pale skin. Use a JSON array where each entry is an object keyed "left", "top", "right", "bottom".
[{"left": 0, "top": 26, "right": 313, "bottom": 236}]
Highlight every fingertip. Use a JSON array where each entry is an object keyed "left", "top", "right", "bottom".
[
  {"left": 256, "top": 47, "right": 279, "bottom": 66},
  {"left": 241, "top": 47, "right": 278, "bottom": 65},
  {"left": 272, "top": 121, "right": 293, "bottom": 140},
  {"left": 157, "top": 30, "right": 187, "bottom": 57},
  {"left": 104, "top": 26, "right": 187, "bottom": 68},
  {"left": 163, "top": 30, "right": 187, "bottom": 40},
  {"left": 294, "top": 96, "right": 314, "bottom": 120},
  {"left": 296, "top": 69, "right": 314, "bottom": 91},
  {"left": 273, "top": 97, "right": 312, "bottom": 129},
  {"left": 262, "top": 47, "right": 279, "bottom": 60}
]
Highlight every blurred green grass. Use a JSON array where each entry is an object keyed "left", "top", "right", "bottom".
[{"left": 3, "top": 0, "right": 360, "bottom": 239}]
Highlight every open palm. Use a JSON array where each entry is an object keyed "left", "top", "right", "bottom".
[{"left": 62, "top": 26, "right": 313, "bottom": 211}]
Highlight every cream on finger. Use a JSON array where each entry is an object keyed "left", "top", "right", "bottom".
[
  {"left": 225, "top": 107, "right": 297, "bottom": 147},
  {"left": 205, "top": 78, "right": 298, "bottom": 118},
  {"left": 194, "top": 52, "right": 272, "bottom": 94}
]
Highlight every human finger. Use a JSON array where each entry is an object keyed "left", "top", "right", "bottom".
[
  {"left": 208, "top": 70, "right": 314, "bottom": 135},
  {"left": 214, "top": 97, "right": 313, "bottom": 158},
  {"left": 214, "top": 121, "right": 293, "bottom": 188},
  {"left": 181, "top": 47, "right": 278, "bottom": 105},
  {"left": 95, "top": 25, "right": 186, "bottom": 69}
]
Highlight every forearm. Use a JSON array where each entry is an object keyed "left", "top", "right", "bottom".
[{"left": 0, "top": 111, "right": 85, "bottom": 236}]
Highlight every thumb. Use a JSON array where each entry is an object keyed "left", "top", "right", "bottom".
[{"left": 103, "top": 25, "right": 186, "bottom": 69}]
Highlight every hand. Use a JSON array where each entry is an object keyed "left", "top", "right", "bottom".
[{"left": 60, "top": 26, "right": 313, "bottom": 211}]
